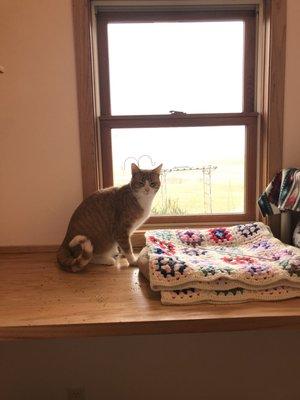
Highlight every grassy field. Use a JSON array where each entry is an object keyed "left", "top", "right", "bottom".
[
  {"left": 152, "top": 180, "right": 244, "bottom": 215},
  {"left": 114, "top": 160, "right": 245, "bottom": 215}
]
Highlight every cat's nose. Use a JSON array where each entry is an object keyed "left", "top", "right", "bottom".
[{"left": 144, "top": 187, "right": 150, "bottom": 193}]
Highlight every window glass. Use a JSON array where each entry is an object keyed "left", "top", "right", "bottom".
[
  {"left": 112, "top": 126, "right": 245, "bottom": 214},
  {"left": 108, "top": 21, "right": 244, "bottom": 115}
]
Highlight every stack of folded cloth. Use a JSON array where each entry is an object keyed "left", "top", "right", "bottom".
[{"left": 137, "top": 222, "right": 300, "bottom": 305}]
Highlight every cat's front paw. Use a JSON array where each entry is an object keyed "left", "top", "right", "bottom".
[
  {"left": 126, "top": 254, "right": 137, "bottom": 266},
  {"left": 118, "top": 256, "right": 130, "bottom": 267}
]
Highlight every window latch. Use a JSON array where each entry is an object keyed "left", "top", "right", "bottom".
[{"left": 169, "top": 110, "right": 187, "bottom": 115}]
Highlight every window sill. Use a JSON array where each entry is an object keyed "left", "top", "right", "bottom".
[{"left": 1, "top": 252, "right": 300, "bottom": 340}]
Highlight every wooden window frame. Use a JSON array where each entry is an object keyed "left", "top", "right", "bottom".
[
  {"left": 72, "top": 0, "right": 286, "bottom": 235},
  {"left": 97, "top": 10, "right": 257, "bottom": 225}
]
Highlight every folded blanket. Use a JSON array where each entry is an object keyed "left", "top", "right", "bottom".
[
  {"left": 137, "top": 222, "right": 300, "bottom": 305},
  {"left": 258, "top": 168, "right": 300, "bottom": 216}
]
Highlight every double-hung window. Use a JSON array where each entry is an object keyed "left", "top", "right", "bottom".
[{"left": 96, "top": 8, "right": 258, "bottom": 226}]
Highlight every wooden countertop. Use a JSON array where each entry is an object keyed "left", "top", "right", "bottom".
[{"left": 1, "top": 252, "right": 300, "bottom": 340}]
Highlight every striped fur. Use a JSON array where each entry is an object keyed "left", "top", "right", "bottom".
[
  {"left": 57, "top": 235, "right": 93, "bottom": 272},
  {"left": 57, "top": 163, "right": 162, "bottom": 272}
]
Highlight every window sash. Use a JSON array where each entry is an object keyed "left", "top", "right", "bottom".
[
  {"left": 99, "top": 113, "right": 258, "bottom": 222},
  {"left": 97, "top": 10, "right": 256, "bottom": 115},
  {"left": 96, "top": 8, "right": 258, "bottom": 224}
]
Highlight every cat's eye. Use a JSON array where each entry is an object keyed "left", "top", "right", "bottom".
[
  {"left": 138, "top": 181, "right": 144, "bottom": 186},
  {"left": 150, "top": 182, "right": 156, "bottom": 188}
]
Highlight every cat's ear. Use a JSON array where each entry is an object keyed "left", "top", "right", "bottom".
[
  {"left": 152, "top": 163, "right": 163, "bottom": 174},
  {"left": 131, "top": 163, "right": 140, "bottom": 175}
]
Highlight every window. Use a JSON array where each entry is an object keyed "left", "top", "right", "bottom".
[{"left": 96, "top": 9, "right": 257, "bottom": 225}]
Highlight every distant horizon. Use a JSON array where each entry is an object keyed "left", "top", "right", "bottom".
[{"left": 112, "top": 126, "right": 245, "bottom": 175}]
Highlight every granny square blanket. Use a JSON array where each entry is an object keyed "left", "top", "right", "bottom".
[{"left": 138, "top": 222, "right": 300, "bottom": 305}]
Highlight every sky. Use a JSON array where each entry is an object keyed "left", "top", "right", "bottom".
[
  {"left": 111, "top": 126, "right": 245, "bottom": 177},
  {"left": 107, "top": 21, "right": 244, "bottom": 115},
  {"left": 106, "top": 20, "right": 246, "bottom": 191}
]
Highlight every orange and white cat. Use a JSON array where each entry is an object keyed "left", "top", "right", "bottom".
[{"left": 57, "top": 163, "right": 162, "bottom": 272}]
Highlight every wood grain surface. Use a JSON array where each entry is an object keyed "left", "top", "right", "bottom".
[{"left": 1, "top": 252, "right": 300, "bottom": 340}]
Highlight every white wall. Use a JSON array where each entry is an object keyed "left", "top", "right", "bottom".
[{"left": 0, "top": 0, "right": 82, "bottom": 246}]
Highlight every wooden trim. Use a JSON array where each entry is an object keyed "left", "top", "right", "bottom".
[
  {"left": 264, "top": 0, "right": 286, "bottom": 180},
  {"left": 100, "top": 124, "right": 114, "bottom": 187},
  {"left": 73, "top": 0, "right": 99, "bottom": 197},
  {"left": 97, "top": 12, "right": 111, "bottom": 115},
  {"left": 93, "top": 0, "right": 260, "bottom": 8},
  {"left": 260, "top": 0, "right": 286, "bottom": 237},
  {"left": 73, "top": 1, "right": 287, "bottom": 235},
  {"left": 245, "top": 119, "right": 258, "bottom": 219},
  {"left": 97, "top": 9, "right": 256, "bottom": 23},
  {"left": 96, "top": 6, "right": 258, "bottom": 226},
  {"left": 3, "top": 316, "right": 300, "bottom": 340},
  {"left": 243, "top": 14, "right": 256, "bottom": 112},
  {"left": 147, "top": 214, "right": 251, "bottom": 224},
  {"left": 0, "top": 245, "right": 58, "bottom": 254},
  {"left": 100, "top": 113, "right": 258, "bottom": 128}
]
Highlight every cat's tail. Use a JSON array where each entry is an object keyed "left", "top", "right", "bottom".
[{"left": 57, "top": 235, "right": 93, "bottom": 272}]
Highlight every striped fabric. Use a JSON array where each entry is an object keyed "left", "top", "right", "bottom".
[{"left": 258, "top": 168, "right": 300, "bottom": 216}]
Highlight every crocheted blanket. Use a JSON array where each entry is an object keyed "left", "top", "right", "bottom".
[
  {"left": 137, "top": 222, "right": 300, "bottom": 305},
  {"left": 258, "top": 168, "right": 300, "bottom": 216}
]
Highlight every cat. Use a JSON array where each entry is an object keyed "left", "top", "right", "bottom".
[{"left": 57, "top": 163, "right": 162, "bottom": 272}]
